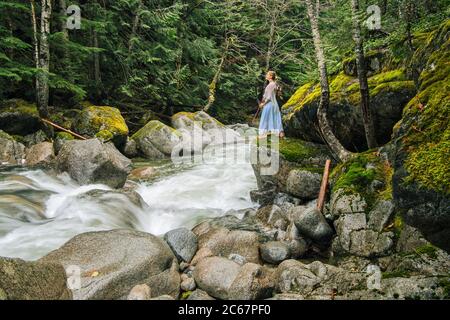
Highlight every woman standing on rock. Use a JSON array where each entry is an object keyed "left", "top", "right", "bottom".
[{"left": 258, "top": 71, "right": 285, "bottom": 138}]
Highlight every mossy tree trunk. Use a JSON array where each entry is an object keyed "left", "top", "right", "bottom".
[
  {"left": 204, "top": 36, "right": 231, "bottom": 112},
  {"left": 37, "top": 0, "right": 51, "bottom": 119},
  {"left": 351, "top": 0, "right": 378, "bottom": 149},
  {"left": 305, "top": 0, "right": 352, "bottom": 162}
]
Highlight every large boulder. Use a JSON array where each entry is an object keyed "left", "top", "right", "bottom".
[
  {"left": 292, "top": 206, "right": 334, "bottom": 245},
  {"left": 390, "top": 22, "right": 450, "bottom": 252},
  {"left": 56, "top": 138, "right": 132, "bottom": 188},
  {"left": 72, "top": 106, "right": 129, "bottom": 148},
  {"left": 193, "top": 256, "right": 241, "bottom": 300},
  {"left": 39, "top": 229, "right": 180, "bottom": 300},
  {"left": 164, "top": 228, "right": 198, "bottom": 263},
  {"left": 132, "top": 120, "right": 181, "bottom": 159},
  {"left": 285, "top": 170, "right": 322, "bottom": 200},
  {"left": 0, "top": 130, "right": 25, "bottom": 165},
  {"left": 329, "top": 153, "right": 396, "bottom": 257},
  {"left": 192, "top": 223, "right": 261, "bottom": 264},
  {"left": 24, "top": 141, "right": 55, "bottom": 166},
  {"left": 0, "top": 257, "right": 72, "bottom": 300},
  {"left": 172, "top": 111, "right": 224, "bottom": 131},
  {"left": 260, "top": 241, "right": 290, "bottom": 264},
  {"left": 0, "top": 99, "right": 41, "bottom": 135},
  {"left": 228, "top": 263, "right": 275, "bottom": 300},
  {"left": 282, "top": 68, "right": 416, "bottom": 150}
]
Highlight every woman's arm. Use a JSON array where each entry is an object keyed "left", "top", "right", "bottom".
[{"left": 260, "top": 82, "right": 276, "bottom": 107}]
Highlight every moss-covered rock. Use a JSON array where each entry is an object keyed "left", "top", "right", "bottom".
[
  {"left": 172, "top": 111, "right": 224, "bottom": 131},
  {"left": 342, "top": 49, "right": 386, "bottom": 77},
  {"left": 72, "top": 105, "right": 129, "bottom": 148},
  {"left": 132, "top": 120, "right": 181, "bottom": 159},
  {"left": 0, "top": 129, "right": 25, "bottom": 165},
  {"left": 282, "top": 67, "right": 415, "bottom": 151},
  {"left": 391, "top": 21, "right": 450, "bottom": 252},
  {"left": 251, "top": 137, "right": 332, "bottom": 204},
  {"left": 329, "top": 152, "right": 396, "bottom": 258},
  {"left": 0, "top": 99, "right": 42, "bottom": 135}
]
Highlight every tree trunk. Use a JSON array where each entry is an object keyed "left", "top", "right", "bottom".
[
  {"left": 59, "top": 0, "right": 68, "bottom": 39},
  {"left": 92, "top": 28, "right": 102, "bottom": 100},
  {"left": 305, "top": 0, "right": 352, "bottom": 162},
  {"left": 30, "top": 1, "right": 39, "bottom": 71},
  {"left": 351, "top": 0, "right": 378, "bottom": 149},
  {"left": 128, "top": 0, "right": 143, "bottom": 54},
  {"left": 35, "top": 0, "right": 51, "bottom": 121},
  {"left": 204, "top": 37, "right": 230, "bottom": 112}
]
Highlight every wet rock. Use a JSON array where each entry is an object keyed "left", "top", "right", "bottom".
[
  {"left": 286, "top": 170, "right": 322, "bottom": 200},
  {"left": 56, "top": 138, "right": 132, "bottom": 188},
  {"left": 25, "top": 142, "right": 55, "bottom": 166},
  {"left": 329, "top": 189, "right": 367, "bottom": 218},
  {"left": 228, "top": 253, "right": 246, "bottom": 266},
  {"left": 132, "top": 120, "right": 181, "bottom": 159},
  {"left": 123, "top": 137, "right": 138, "bottom": 158},
  {"left": 367, "top": 200, "right": 395, "bottom": 232},
  {"left": 23, "top": 130, "right": 47, "bottom": 147},
  {"left": 181, "top": 277, "right": 196, "bottom": 292},
  {"left": 164, "top": 228, "right": 198, "bottom": 263},
  {"left": 292, "top": 207, "right": 334, "bottom": 244},
  {"left": 193, "top": 256, "right": 241, "bottom": 300},
  {"left": 0, "top": 257, "right": 72, "bottom": 300},
  {"left": 127, "top": 284, "right": 151, "bottom": 300},
  {"left": 284, "top": 239, "right": 308, "bottom": 259},
  {"left": 228, "top": 263, "right": 275, "bottom": 300},
  {"left": 128, "top": 166, "right": 158, "bottom": 181},
  {"left": 260, "top": 241, "right": 290, "bottom": 264},
  {"left": 193, "top": 224, "right": 261, "bottom": 264},
  {"left": 0, "top": 130, "right": 25, "bottom": 165},
  {"left": 187, "top": 289, "right": 215, "bottom": 300},
  {"left": 53, "top": 132, "right": 74, "bottom": 155},
  {"left": 39, "top": 229, "right": 180, "bottom": 300}
]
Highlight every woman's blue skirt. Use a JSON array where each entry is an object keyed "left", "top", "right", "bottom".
[{"left": 259, "top": 102, "right": 284, "bottom": 134}]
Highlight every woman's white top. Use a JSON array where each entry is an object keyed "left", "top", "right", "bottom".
[{"left": 263, "top": 81, "right": 279, "bottom": 107}]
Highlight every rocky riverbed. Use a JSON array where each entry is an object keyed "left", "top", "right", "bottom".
[{"left": 1, "top": 22, "right": 449, "bottom": 300}]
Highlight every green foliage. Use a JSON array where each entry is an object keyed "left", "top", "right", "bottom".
[
  {"left": 330, "top": 151, "right": 393, "bottom": 210},
  {"left": 400, "top": 22, "right": 450, "bottom": 195},
  {"left": 414, "top": 244, "right": 438, "bottom": 259},
  {"left": 278, "top": 138, "right": 324, "bottom": 163}
]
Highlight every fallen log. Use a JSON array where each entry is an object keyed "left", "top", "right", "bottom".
[
  {"left": 41, "top": 118, "right": 87, "bottom": 140},
  {"left": 317, "top": 159, "right": 331, "bottom": 213}
]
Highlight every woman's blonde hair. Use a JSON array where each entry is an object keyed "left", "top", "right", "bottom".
[{"left": 267, "top": 70, "right": 277, "bottom": 81}]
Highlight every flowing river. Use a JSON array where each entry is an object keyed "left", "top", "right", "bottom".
[{"left": 0, "top": 141, "right": 258, "bottom": 261}]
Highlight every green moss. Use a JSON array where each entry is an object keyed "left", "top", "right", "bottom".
[
  {"left": 401, "top": 34, "right": 450, "bottom": 195},
  {"left": 132, "top": 120, "right": 181, "bottom": 140},
  {"left": 56, "top": 132, "right": 74, "bottom": 140},
  {"left": 180, "top": 291, "right": 192, "bottom": 300},
  {"left": 391, "top": 214, "right": 404, "bottom": 239},
  {"left": 382, "top": 270, "right": 411, "bottom": 279},
  {"left": 414, "top": 244, "right": 438, "bottom": 259},
  {"left": 95, "top": 130, "right": 114, "bottom": 142},
  {"left": 282, "top": 82, "right": 314, "bottom": 111},
  {"left": 371, "top": 80, "right": 416, "bottom": 97},
  {"left": 172, "top": 111, "right": 196, "bottom": 121},
  {"left": 77, "top": 106, "right": 129, "bottom": 137},
  {"left": 0, "top": 287, "right": 7, "bottom": 300},
  {"left": 331, "top": 152, "right": 378, "bottom": 194},
  {"left": 279, "top": 138, "right": 323, "bottom": 163},
  {"left": 331, "top": 151, "right": 393, "bottom": 210},
  {"left": 0, "top": 130, "right": 14, "bottom": 140},
  {"left": 0, "top": 99, "right": 38, "bottom": 116}
]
